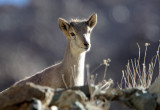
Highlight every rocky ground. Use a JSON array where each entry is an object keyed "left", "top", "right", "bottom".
[{"left": 0, "top": 76, "right": 160, "bottom": 110}]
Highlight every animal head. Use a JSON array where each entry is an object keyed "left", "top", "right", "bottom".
[{"left": 59, "top": 13, "right": 97, "bottom": 54}]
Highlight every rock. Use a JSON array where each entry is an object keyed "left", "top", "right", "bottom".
[
  {"left": 70, "top": 101, "right": 86, "bottom": 110},
  {"left": 128, "top": 89, "right": 157, "bottom": 110},
  {"left": 0, "top": 83, "right": 54, "bottom": 110},
  {"left": 149, "top": 75, "right": 160, "bottom": 105},
  {"left": 29, "top": 98, "right": 42, "bottom": 110},
  {"left": 1, "top": 82, "right": 157, "bottom": 110},
  {"left": 54, "top": 89, "right": 88, "bottom": 110}
]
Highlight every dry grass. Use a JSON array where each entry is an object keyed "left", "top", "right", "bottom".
[
  {"left": 85, "top": 59, "right": 113, "bottom": 100},
  {"left": 118, "top": 43, "right": 160, "bottom": 89},
  {"left": 85, "top": 58, "right": 111, "bottom": 85}
]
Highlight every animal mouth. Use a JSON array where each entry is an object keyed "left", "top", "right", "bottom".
[{"left": 80, "top": 46, "right": 89, "bottom": 50}]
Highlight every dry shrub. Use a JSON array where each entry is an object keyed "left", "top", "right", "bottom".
[{"left": 119, "top": 43, "right": 160, "bottom": 89}]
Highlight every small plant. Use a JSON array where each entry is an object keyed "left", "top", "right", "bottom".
[
  {"left": 85, "top": 59, "right": 113, "bottom": 101},
  {"left": 119, "top": 43, "right": 160, "bottom": 89},
  {"left": 85, "top": 58, "right": 111, "bottom": 85}
]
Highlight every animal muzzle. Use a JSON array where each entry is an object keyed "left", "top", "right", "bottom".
[{"left": 83, "top": 42, "right": 90, "bottom": 49}]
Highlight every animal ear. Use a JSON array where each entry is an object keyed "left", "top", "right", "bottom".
[
  {"left": 87, "top": 13, "right": 97, "bottom": 28},
  {"left": 59, "top": 18, "right": 70, "bottom": 38},
  {"left": 59, "top": 18, "right": 70, "bottom": 32}
]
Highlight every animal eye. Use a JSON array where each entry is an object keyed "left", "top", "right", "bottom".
[{"left": 70, "top": 32, "right": 75, "bottom": 36}]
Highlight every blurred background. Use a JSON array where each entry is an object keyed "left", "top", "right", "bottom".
[{"left": 0, "top": 0, "right": 160, "bottom": 92}]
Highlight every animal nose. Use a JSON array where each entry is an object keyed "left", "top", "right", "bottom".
[{"left": 84, "top": 43, "right": 89, "bottom": 47}]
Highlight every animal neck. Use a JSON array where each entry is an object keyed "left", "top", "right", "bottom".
[{"left": 61, "top": 41, "right": 86, "bottom": 86}]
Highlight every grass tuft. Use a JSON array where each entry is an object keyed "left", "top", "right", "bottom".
[{"left": 118, "top": 43, "right": 160, "bottom": 89}]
